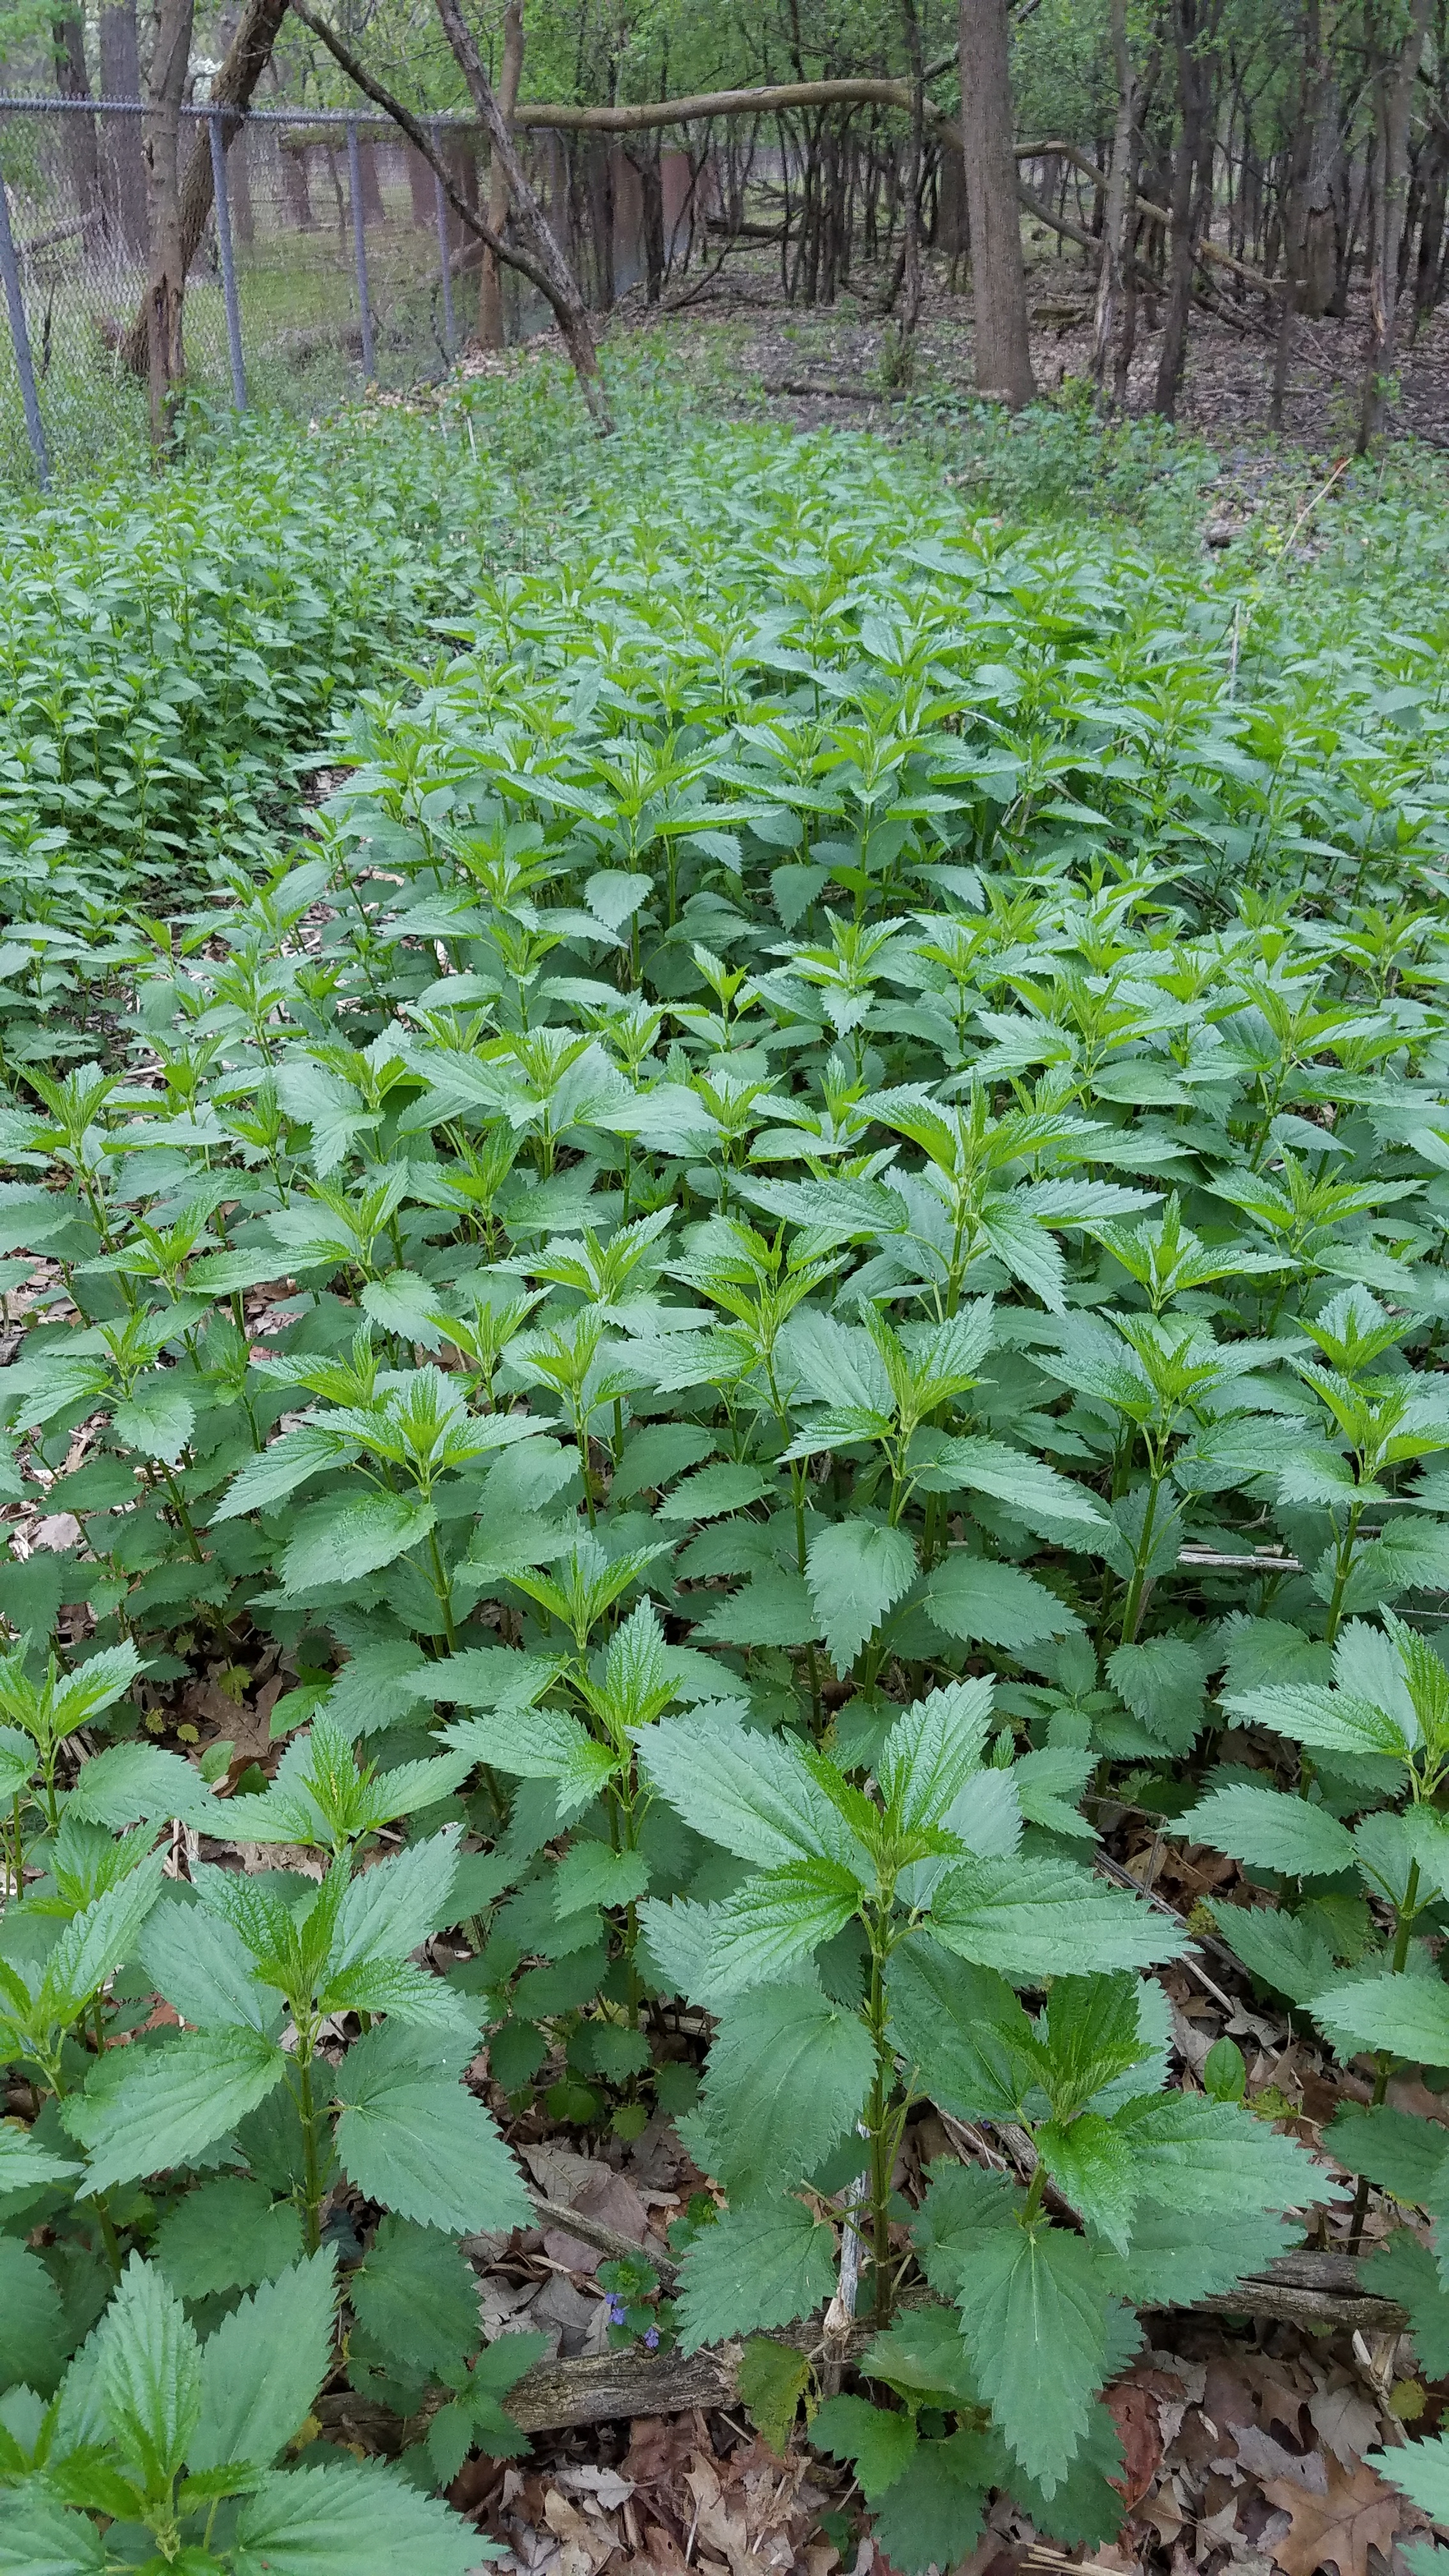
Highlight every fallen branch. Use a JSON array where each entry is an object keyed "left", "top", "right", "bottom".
[
  {"left": 526, "top": 2189, "right": 679, "bottom": 2287},
  {"left": 1193, "top": 2251, "right": 1407, "bottom": 2336},
  {"left": 314, "top": 2250, "right": 1407, "bottom": 2448},
  {"left": 512, "top": 77, "right": 931, "bottom": 135},
  {"left": 1020, "top": 135, "right": 1276, "bottom": 293},
  {"left": 497, "top": 82, "right": 1278, "bottom": 300}
]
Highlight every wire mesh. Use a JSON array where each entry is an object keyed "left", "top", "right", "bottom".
[{"left": 0, "top": 100, "right": 730, "bottom": 487}]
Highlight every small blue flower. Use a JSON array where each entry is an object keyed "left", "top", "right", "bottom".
[
  {"left": 644, "top": 2326, "right": 659, "bottom": 2350},
  {"left": 606, "top": 2296, "right": 625, "bottom": 2323}
]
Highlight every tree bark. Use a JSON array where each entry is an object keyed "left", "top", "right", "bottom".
[
  {"left": 1271, "top": 0, "right": 1326, "bottom": 428},
  {"left": 957, "top": 0, "right": 1034, "bottom": 404},
  {"left": 1301, "top": 72, "right": 1341, "bottom": 314},
  {"left": 100, "top": 0, "right": 149, "bottom": 252},
  {"left": 1153, "top": 0, "right": 1219, "bottom": 419},
  {"left": 141, "top": 0, "right": 194, "bottom": 453},
  {"left": 477, "top": 0, "right": 523, "bottom": 348},
  {"left": 1413, "top": 123, "right": 1449, "bottom": 330},
  {"left": 1357, "top": 0, "right": 1433, "bottom": 447},
  {"left": 1092, "top": 0, "right": 1138, "bottom": 388},
  {"left": 52, "top": 10, "right": 104, "bottom": 249},
  {"left": 120, "top": 0, "right": 289, "bottom": 373},
  {"left": 896, "top": 0, "right": 925, "bottom": 349},
  {"left": 431, "top": 0, "right": 610, "bottom": 425}
]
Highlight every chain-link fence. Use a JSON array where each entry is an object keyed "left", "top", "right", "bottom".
[{"left": 0, "top": 96, "right": 712, "bottom": 486}]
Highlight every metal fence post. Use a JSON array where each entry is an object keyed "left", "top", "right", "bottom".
[
  {"left": 0, "top": 145, "right": 49, "bottom": 487},
  {"left": 208, "top": 109, "right": 247, "bottom": 411},
  {"left": 346, "top": 116, "right": 375, "bottom": 381},
  {"left": 431, "top": 119, "right": 455, "bottom": 358}
]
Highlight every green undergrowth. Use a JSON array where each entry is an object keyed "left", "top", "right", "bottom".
[{"left": 6, "top": 349, "right": 1449, "bottom": 2573}]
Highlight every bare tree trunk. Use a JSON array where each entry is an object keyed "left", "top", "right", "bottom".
[
  {"left": 1302, "top": 73, "right": 1340, "bottom": 312},
  {"left": 1413, "top": 125, "right": 1448, "bottom": 330},
  {"left": 1271, "top": 0, "right": 1327, "bottom": 428},
  {"left": 280, "top": 134, "right": 317, "bottom": 229},
  {"left": 120, "top": 0, "right": 288, "bottom": 372},
  {"left": 894, "top": 0, "right": 925, "bottom": 356},
  {"left": 289, "top": 0, "right": 611, "bottom": 431},
  {"left": 1153, "top": 0, "right": 1218, "bottom": 419},
  {"left": 52, "top": 11, "right": 104, "bottom": 249},
  {"left": 141, "top": 0, "right": 194, "bottom": 454},
  {"left": 957, "top": 0, "right": 1034, "bottom": 403},
  {"left": 1092, "top": 0, "right": 1137, "bottom": 388},
  {"left": 478, "top": 0, "right": 523, "bottom": 347},
  {"left": 632, "top": 142, "right": 666, "bottom": 302},
  {"left": 1357, "top": 0, "right": 1432, "bottom": 447},
  {"left": 432, "top": 0, "right": 609, "bottom": 423},
  {"left": 100, "top": 0, "right": 148, "bottom": 252}
]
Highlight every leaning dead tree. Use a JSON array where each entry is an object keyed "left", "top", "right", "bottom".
[
  {"left": 430, "top": 0, "right": 606, "bottom": 416},
  {"left": 287, "top": 0, "right": 611, "bottom": 431},
  {"left": 477, "top": 0, "right": 523, "bottom": 348}
]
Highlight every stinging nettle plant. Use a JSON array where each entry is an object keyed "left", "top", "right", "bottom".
[{"left": 8, "top": 392, "right": 1449, "bottom": 2570}]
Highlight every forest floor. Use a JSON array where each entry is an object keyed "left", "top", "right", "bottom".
[
  {"left": 675, "top": 250, "right": 1449, "bottom": 456},
  {"left": 458, "top": 237, "right": 1449, "bottom": 549}
]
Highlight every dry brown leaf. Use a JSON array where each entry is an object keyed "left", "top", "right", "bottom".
[
  {"left": 542, "top": 2485, "right": 620, "bottom": 2576},
  {"left": 542, "top": 2166, "right": 655, "bottom": 2276},
  {"left": 1232, "top": 2427, "right": 1326, "bottom": 2489},
  {"left": 686, "top": 2459, "right": 762, "bottom": 2576},
  {"left": 1106, "top": 2378, "right": 1171, "bottom": 2510},
  {"left": 1261, "top": 2453, "right": 1402, "bottom": 2576},
  {"left": 1307, "top": 2387, "right": 1383, "bottom": 2469}
]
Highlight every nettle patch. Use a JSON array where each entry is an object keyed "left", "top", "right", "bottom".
[{"left": 7, "top": 451, "right": 1449, "bottom": 2573}]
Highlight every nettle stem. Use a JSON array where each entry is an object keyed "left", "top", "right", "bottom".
[
  {"left": 295, "top": 2042, "right": 326, "bottom": 2255},
  {"left": 426, "top": 1524, "right": 459, "bottom": 1649},
  {"left": 1349, "top": 1855, "right": 1420, "bottom": 2250},
  {"left": 1322, "top": 1498, "right": 1366, "bottom": 1646},
  {"left": 1118, "top": 1464, "right": 1165, "bottom": 1646},
  {"left": 864, "top": 1924, "right": 896, "bottom": 2321},
  {"left": 1020, "top": 2158, "right": 1049, "bottom": 2226}
]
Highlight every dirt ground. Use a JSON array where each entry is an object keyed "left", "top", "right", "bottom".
[
  {"left": 652, "top": 234, "right": 1449, "bottom": 459},
  {"left": 455, "top": 232, "right": 1448, "bottom": 487}
]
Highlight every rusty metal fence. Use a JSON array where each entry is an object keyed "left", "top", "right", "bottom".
[{"left": 0, "top": 96, "right": 710, "bottom": 486}]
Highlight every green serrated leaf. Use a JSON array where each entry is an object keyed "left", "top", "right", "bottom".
[
  {"left": 869, "top": 2430, "right": 992, "bottom": 2575},
  {"left": 887, "top": 1935, "right": 1031, "bottom": 2121},
  {"left": 1176, "top": 1785, "right": 1356, "bottom": 1880},
  {"left": 349, "top": 2216, "right": 480, "bottom": 2381},
  {"left": 736, "top": 2336, "right": 811, "bottom": 2457},
  {"left": 332, "top": 2023, "right": 532, "bottom": 2235},
  {"left": 65, "top": 2028, "right": 288, "bottom": 2195},
  {"left": 811, "top": 2393, "right": 918, "bottom": 2500},
  {"left": 675, "top": 2196, "right": 836, "bottom": 2350},
  {"left": 806, "top": 1519, "right": 918, "bottom": 1671},
  {"left": 921, "top": 1554, "right": 1082, "bottom": 1650},
  {"left": 231, "top": 2455, "right": 491, "bottom": 2575},
  {"left": 688, "top": 1984, "right": 874, "bottom": 2201},
  {"left": 279, "top": 1496, "right": 437, "bottom": 1598},
  {"left": 929, "top": 1856, "right": 1184, "bottom": 1979},
  {"left": 191, "top": 2248, "right": 338, "bottom": 2472},
  {"left": 152, "top": 2177, "right": 303, "bottom": 2301},
  {"left": 93, "top": 2255, "right": 202, "bottom": 2492}
]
